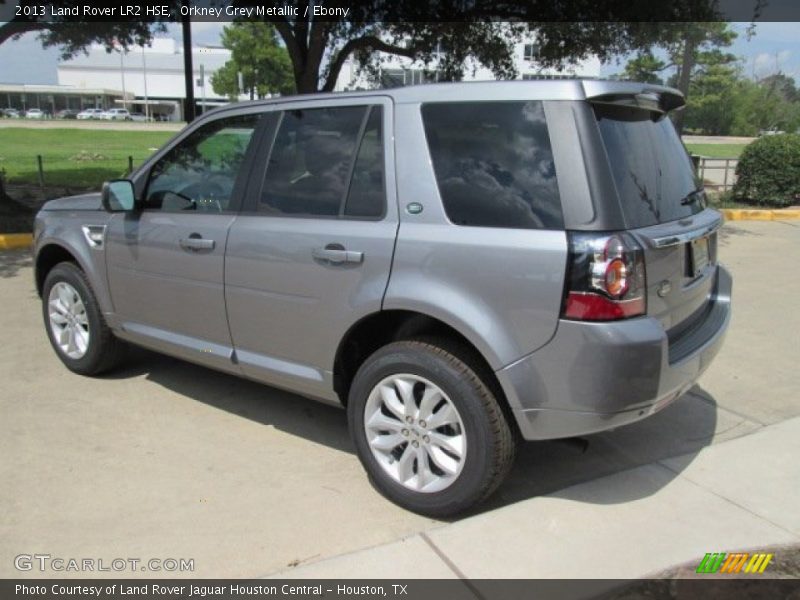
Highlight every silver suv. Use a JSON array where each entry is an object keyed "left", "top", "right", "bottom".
[{"left": 33, "top": 80, "right": 732, "bottom": 516}]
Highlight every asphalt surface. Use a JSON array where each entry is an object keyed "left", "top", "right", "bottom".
[{"left": 0, "top": 220, "right": 797, "bottom": 578}]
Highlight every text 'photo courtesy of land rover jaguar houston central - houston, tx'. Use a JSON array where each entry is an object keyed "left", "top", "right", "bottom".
[{"left": 33, "top": 80, "right": 731, "bottom": 516}]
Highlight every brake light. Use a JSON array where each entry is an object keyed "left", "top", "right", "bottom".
[{"left": 562, "top": 232, "right": 647, "bottom": 321}]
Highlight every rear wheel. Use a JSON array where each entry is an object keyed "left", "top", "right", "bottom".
[
  {"left": 348, "top": 340, "right": 515, "bottom": 517},
  {"left": 42, "top": 262, "right": 126, "bottom": 376}
]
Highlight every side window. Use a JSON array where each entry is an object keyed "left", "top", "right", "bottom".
[
  {"left": 260, "top": 105, "right": 384, "bottom": 218},
  {"left": 344, "top": 106, "right": 385, "bottom": 218},
  {"left": 421, "top": 101, "right": 563, "bottom": 230},
  {"left": 145, "top": 114, "right": 259, "bottom": 212}
]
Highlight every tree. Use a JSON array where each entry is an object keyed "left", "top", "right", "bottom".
[
  {"left": 619, "top": 23, "right": 739, "bottom": 133},
  {"left": 664, "top": 23, "right": 738, "bottom": 133},
  {"left": 211, "top": 22, "right": 295, "bottom": 100},
  {"left": 759, "top": 73, "right": 798, "bottom": 104},
  {"left": 226, "top": 1, "right": 724, "bottom": 94},
  {"left": 730, "top": 77, "right": 800, "bottom": 136},
  {"left": 621, "top": 51, "right": 667, "bottom": 84},
  {"left": 0, "top": 1, "right": 173, "bottom": 57},
  {"left": 683, "top": 62, "right": 740, "bottom": 135}
]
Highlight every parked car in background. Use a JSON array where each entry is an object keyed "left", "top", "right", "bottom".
[
  {"left": 55, "top": 109, "right": 79, "bottom": 119},
  {"left": 24, "top": 108, "right": 45, "bottom": 119},
  {"left": 32, "top": 80, "right": 732, "bottom": 516},
  {"left": 128, "top": 112, "right": 147, "bottom": 122},
  {"left": 102, "top": 108, "right": 131, "bottom": 121},
  {"left": 77, "top": 108, "right": 105, "bottom": 120},
  {"left": 1, "top": 108, "right": 20, "bottom": 118}
]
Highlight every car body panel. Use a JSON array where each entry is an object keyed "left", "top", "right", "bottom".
[{"left": 104, "top": 212, "right": 239, "bottom": 372}]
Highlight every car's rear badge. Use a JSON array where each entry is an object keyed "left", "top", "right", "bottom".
[{"left": 657, "top": 280, "right": 672, "bottom": 297}]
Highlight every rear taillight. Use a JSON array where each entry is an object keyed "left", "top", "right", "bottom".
[{"left": 562, "top": 232, "right": 647, "bottom": 321}]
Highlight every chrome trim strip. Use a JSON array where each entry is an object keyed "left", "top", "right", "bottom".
[{"left": 650, "top": 219, "right": 723, "bottom": 248}]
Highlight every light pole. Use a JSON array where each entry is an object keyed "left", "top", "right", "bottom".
[
  {"left": 119, "top": 48, "right": 127, "bottom": 110},
  {"left": 142, "top": 44, "right": 150, "bottom": 121}
]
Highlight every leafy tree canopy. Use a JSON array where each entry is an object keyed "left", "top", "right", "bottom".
[
  {"left": 211, "top": 21, "right": 295, "bottom": 99},
  {"left": 227, "top": 0, "right": 726, "bottom": 93},
  {"left": 0, "top": 1, "right": 176, "bottom": 57}
]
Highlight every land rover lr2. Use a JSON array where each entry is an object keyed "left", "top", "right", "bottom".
[{"left": 34, "top": 80, "right": 731, "bottom": 516}]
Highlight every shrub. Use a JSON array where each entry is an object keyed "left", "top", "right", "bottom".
[{"left": 733, "top": 134, "right": 800, "bottom": 207}]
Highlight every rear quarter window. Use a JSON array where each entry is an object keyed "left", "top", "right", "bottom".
[{"left": 421, "top": 101, "right": 563, "bottom": 230}]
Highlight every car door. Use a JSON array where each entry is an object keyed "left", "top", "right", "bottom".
[
  {"left": 105, "top": 111, "right": 263, "bottom": 372},
  {"left": 225, "top": 98, "right": 397, "bottom": 402}
]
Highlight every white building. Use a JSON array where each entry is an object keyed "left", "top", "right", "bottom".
[
  {"left": 334, "top": 39, "right": 601, "bottom": 91},
  {"left": 57, "top": 38, "right": 241, "bottom": 121},
  {"left": 23, "top": 35, "right": 601, "bottom": 121}
]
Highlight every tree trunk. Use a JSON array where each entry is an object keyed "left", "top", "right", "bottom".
[
  {"left": 294, "top": 57, "right": 322, "bottom": 94},
  {"left": 673, "top": 35, "right": 696, "bottom": 135}
]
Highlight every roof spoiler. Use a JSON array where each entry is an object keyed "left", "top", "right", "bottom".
[{"left": 581, "top": 81, "right": 685, "bottom": 114}]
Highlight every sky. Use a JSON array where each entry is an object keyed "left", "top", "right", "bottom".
[{"left": 0, "top": 21, "right": 799, "bottom": 85}]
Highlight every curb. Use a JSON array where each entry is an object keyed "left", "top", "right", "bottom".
[
  {"left": 0, "top": 233, "right": 33, "bottom": 250},
  {"left": 720, "top": 208, "right": 800, "bottom": 221}
]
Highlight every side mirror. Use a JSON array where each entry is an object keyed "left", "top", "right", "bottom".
[{"left": 101, "top": 179, "right": 137, "bottom": 212}]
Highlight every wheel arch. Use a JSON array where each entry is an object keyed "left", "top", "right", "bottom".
[
  {"left": 333, "top": 309, "right": 521, "bottom": 436},
  {"left": 35, "top": 242, "right": 83, "bottom": 297}
]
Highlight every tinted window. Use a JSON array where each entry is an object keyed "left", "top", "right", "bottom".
[
  {"left": 261, "top": 106, "right": 366, "bottom": 217},
  {"left": 595, "top": 105, "right": 704, "bottom": 227},
  {"left": 344, "top": 107, "right": 385, "bottom": 218},
  {"left": 422, "top": 101, "right": 562, "bottom": 229},
  {"left": 145, "top": 114, "right": 259, "bottom": 212}
]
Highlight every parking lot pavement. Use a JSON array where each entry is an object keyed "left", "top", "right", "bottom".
[
  {"left": 280, "top": 416, "right": 800, "bottom": 579},
  {"left": 0, "top": 220, "right": 797, "bottom": 578}
]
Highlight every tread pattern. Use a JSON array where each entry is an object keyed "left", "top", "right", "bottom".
[{"left": 403, "top": 338, "right": 516, "bottom": 504}]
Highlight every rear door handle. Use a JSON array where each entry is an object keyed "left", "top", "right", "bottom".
[
  {"left": 312, "top": 245, "right": 364, "bottom": 265},
  {"left": 179, "top": 236, "right": 215, "bottom": 251}
]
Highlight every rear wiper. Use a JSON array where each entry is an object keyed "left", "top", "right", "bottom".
[{"left": 680, "top": 188, "right": 705, "bottom": 206}]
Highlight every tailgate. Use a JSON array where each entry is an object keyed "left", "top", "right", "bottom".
[
  {"left": 589, "top": 90, "right": 724, "bottom": 337},
  {"left": 630, "top": 209, "right": 722, "bottom": 333}
]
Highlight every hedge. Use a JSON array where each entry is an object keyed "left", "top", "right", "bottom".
[{"left": 733, "top": 134, "right": 800, "bottom": 207}]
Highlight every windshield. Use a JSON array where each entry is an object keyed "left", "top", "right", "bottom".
[{"left": 595, "top": 104, "right": 704, "bottom": 228}]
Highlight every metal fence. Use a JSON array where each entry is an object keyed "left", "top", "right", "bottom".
[
  {"left": 692, "top": 155, "right": 739, "bottom": 192},
  {"left": 25, "top": 155, "right": 138, "bottom": 188}
]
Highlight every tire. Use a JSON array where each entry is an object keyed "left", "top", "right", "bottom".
[
  {"left": 42, "top": 262, "right": 126, "bottom": 376},
  {"left": 347, "top": 340, "right": 515, "bottom": 517}
]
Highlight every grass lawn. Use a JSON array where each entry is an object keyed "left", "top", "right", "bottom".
[
  {"left": 684, "top": 143, "right": 749, "bottom": 158},
  {"left": 0, "top": 128, "right": 173, "bottom": 189}
]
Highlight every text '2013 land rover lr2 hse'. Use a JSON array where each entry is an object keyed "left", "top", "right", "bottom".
[{"left": 34, "top": 80, "right": 731, "bottom": 516}]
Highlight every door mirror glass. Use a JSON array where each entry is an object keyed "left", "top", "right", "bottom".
[{"left": 102, "top": 179, "right": 136, "bottom": 212}]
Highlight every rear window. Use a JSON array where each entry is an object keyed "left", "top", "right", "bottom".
[
  {"left": 595, "top": 105, "right": 704, "bottom": 228},
  {"left": 421, "top": 101, "right": 562, "bottom": 230}
]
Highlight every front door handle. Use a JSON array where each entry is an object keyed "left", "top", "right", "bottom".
[
  {"left": 312, "top": 244, "right": 364, "bottom": 265},
  {"left": 179, "top": 235, "right": 215, "bottom": 251}
]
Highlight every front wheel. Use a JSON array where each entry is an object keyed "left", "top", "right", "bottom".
[
  {"left": 42, "top": 262, "right": 126, "bottom": 376},
  {"left": 348, "top": 340, "right": 515, "bottom": 517}
]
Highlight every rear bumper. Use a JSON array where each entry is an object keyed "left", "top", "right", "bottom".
[{"left": 498, "top": 265, "right": 732, "bottom": 440}]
